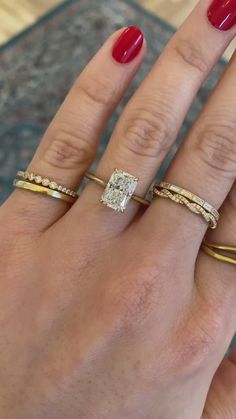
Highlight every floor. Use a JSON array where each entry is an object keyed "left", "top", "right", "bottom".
[{"left": 0, "top": 0, "right": 234, "bottom": 59}]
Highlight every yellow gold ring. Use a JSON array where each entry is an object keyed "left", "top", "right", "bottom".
[
  {"left": 13, "top": 179, "right": 77, "bottom": 204},
  {"left": 152, "top": 182, "right": 219, "bottom": 229},
  {"left": 17, "top": 171, "right": 78, "bottom": 198},
  {"left": 202, "top": 240, "right": 236, "bottom": 266}
]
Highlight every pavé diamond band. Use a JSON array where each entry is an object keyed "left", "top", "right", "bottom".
[
  {"left": 13, "top": 171, "right": 78, "bottom": 204},
  {"left": 16, "top": 171, "right": 78, "bottom": 198},
  {"left": 152, "top": 182, "right": 219, "bottom": 229},
  {"left": 85, "top": 170, "right": 150, "bottom": 212}
]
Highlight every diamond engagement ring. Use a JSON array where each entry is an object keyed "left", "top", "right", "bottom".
[{"left": 85, "top": 169, "right": 150, "bottom": 212}]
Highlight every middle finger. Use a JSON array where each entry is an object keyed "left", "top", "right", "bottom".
[{"left": 77, "top": 0, "right": 236, "bottom": 235}]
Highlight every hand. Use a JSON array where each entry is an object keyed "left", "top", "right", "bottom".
[{"left": 1, "top": 0, "right": 236, "bottom": 418}]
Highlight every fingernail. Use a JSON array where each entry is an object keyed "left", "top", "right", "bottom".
[
  {"left": 208, "top": 0, "right": 236, "bottom": 31},
  {"left": 112, "top": 26, "right": 144, "bottom": 64}
]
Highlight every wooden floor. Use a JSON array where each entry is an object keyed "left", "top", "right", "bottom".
[{"left": 0, "top": 0, "right": 234, "bottom": 58}]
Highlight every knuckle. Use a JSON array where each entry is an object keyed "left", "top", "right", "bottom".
[
  {"left": 173, "top": 38, "right": 208, "bottom": 73},
  {"left": 74, "top": 74, "right": 117, "bottom": 106},
  {"left": 43, "top": 122, "right": 94, "bottom": 170},
  {"left": 122, "top": 102, "right": 174, "bottom": 159},
  {"left": 193, "top": 121, "right": 236, "bottom": 177},
  {"left": 174, "top": 303, "right": 227, "bottom": 375}
]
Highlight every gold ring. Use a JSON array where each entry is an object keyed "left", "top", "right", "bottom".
[
  {"left": 13, "top": 179, "right": 77, "bottom": 204},
  {"left": 17, "top": 171, "right": 78, "bottom": 198},
  {"left": 202, "top": 240, "right": 236, "bottom": 266},
  {"left": 158, "top": 182, "right": 219, "bottom": 220},
  {"left": 85, "top": 170, "right": 150, "bottom": 212},
  {"left": 152, "top": 182, "right": 219, "bottom": 229}
]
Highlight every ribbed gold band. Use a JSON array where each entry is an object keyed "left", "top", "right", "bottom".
[
  {"left": 202, "top": 240, "right": 236, "bottom": 266},
  {"left": 85, "top": 172, "right": 150, "bottom": 207},
  {"left": 13, "top": 179, "right": 77, "bottom": 204}
]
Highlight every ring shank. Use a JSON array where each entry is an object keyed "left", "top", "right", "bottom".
[{"left": 13, "top": 179, "right": 77, "bottom": 204}]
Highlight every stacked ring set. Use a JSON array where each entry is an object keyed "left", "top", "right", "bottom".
[{"left": 13, "top": 168, "right": 236, "bottom": 265}]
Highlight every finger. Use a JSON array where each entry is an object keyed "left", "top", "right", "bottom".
[
  {"left": 206, "top": 182, "right": 236, "bottom": 247},
  {"left": 148, "top": 47, "right": 236, "bottom": 256},
  {"left": 4, "top": 27, "right": 146, "bottom": 232},
  {"left": 195, "top": 182, "right": 236, "bottom": 300},
  {"left": 203, "top": 345, "right": 236, "bottom": 419},
  {"left": 77, "top": 0, "right": 236, "bottom": 235}
]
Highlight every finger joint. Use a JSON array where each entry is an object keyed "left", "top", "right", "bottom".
[{"left": 121, "top": 101, "right": 175, "bottom": 160}]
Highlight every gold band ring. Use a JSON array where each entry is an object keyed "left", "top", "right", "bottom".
[
  {"left": 152, "top": 182, "right": 219, "bottom": 229},
  {"left": 85, "top": 171, "right": 150, "bottom": 210},
  {"left": 17, "top": 171, "right": 78, "bottom": 198},
  {"left": 202, "top": 240, "right": 236, "bottom": 266},
  {"left": 158, "top": 182, "right": 219, "bottom": 220},
  {"left": 13, "top": 179, "right": 77, "bottom": 204}
]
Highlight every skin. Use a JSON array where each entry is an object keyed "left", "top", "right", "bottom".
[{"left": 0, "top": 0, "right": 236, "bottom": 417}]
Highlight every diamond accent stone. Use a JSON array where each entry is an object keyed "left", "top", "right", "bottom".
[
  {"left": 35, "top": 176, "right": 42, "bottom": 184},
  {"left": 49, "top": 181, "right": 57, "bottom": 190},
  {"left": 42, "top": 178, "right": 50, "bottom": 186},
  {"left": 58, "top": 185, "right": 63, "bottom": 191},
  {"left": 171, "top": 185, "right": 179, "bottom": 193},
  {"left": 101, "top": 169, "right": 138, "bottom": 212},
  {"left": 195, "top": 196, "right": 204, "bottom": 205},
  {"left": 62, "top": 187, "right": 67, "bottom": 193},
  {"left": 203, "top": 202, "right": 212, "bottom": 211},
  {"left": 28, "top": 173, "right": 34, "bottom": 181}
]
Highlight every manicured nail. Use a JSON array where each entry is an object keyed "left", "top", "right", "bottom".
[
  {"left": 208, "top": 0, "right": 236, "bottom": 31},
  {"left": 112, "top": 26, "right": 144, "bottom": 64}
]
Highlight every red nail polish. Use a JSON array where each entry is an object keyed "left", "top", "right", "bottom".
[
  {"left": 208, "top": 0, "right": 236, "bottom": 31},
  {"left": 112, "top": 26, "right": 144, "bottom": 64}
]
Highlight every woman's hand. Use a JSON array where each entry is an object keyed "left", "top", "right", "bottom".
[{"left": 1, "top": 1, "right": 236, "bottom": 418}]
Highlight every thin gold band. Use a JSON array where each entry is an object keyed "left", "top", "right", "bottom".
[
  {"left": 204, "top": 241, "right": 236, "bottom": 253},
  {"left": 17, "top": 171, "right": 78, "bottom": 198},
  {"left": 152, "top": 187, "right": 217, "bottom": 229},
  {"left": 157, "top": 181, "right": 219, "bottom": 220},
  {"left": 85, "top": 172, "right": 150, "bottom": 207},
  {"left": 201, "top": 242, "right": 236, "bottom": 266},
  {"left": 13, "top": 179, "right": 77, "bottom": 204}
]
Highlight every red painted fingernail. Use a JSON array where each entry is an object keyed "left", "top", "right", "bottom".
[
  {"left": 112, "top": 26, "right": 144, "bottom": 64},
  {"left": 208, "top": 0, "right": 236, "bottom": 31}
]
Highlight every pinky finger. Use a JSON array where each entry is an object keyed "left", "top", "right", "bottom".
[{"left": 202, "top": 345, "right": 236, "bottom": 418}]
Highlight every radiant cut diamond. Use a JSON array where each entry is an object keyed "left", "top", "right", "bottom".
[{"left": 101, "top": 169, "right": 138, "bottom": 213}]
